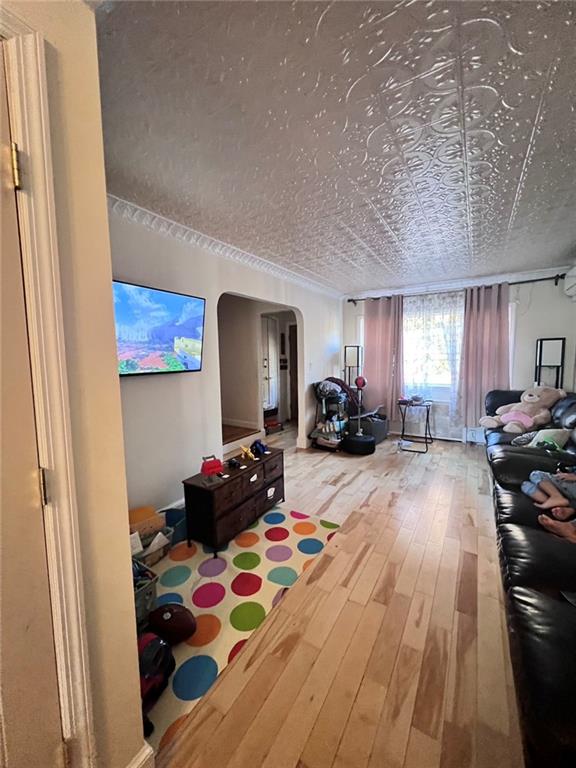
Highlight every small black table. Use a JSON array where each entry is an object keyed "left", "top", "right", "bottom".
[{"left": 398, "top": 400, "right": 434, "bottom": 454}]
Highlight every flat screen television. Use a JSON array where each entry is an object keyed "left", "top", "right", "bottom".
[{"left": 112, "top": 280, "right": 206, "bottom": 376}]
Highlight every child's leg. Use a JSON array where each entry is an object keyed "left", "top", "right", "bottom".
[{"left": 534, "top": 479, "right": 571, "bottom": 509}]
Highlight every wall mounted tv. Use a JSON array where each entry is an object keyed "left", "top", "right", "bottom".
[{"left": 112, "top": 280, "right": 206, "bottom": 376}]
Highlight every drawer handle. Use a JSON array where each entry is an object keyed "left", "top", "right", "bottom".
[
  {"left": 267, "top": 486, "right": 275, "bottom": 499},
  {"left": 249, "top": 473, "right": 258, "bottom": 483}
]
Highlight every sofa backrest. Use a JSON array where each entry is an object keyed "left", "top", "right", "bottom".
[
  {"left": 551, "top": 393, "right": 576, "bottom": 429},
  {"left": 485, "top": 390, "right": 525, "bottom": 416}
]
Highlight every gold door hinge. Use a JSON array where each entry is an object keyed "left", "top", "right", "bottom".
[
  {"left": 39, "top": 466, "right": 49, "bottom": 507},
  {"left": 10, "top": 141, "right": 21, "bottom": 190}
]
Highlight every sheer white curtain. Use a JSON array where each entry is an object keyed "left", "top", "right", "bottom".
[{"left": 403, "top": 291, "right": 465, "bottom": 419}]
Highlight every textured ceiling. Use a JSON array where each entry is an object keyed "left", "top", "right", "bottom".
[{"left": 97, "top": 1, "right": 576, "bottom": 294}]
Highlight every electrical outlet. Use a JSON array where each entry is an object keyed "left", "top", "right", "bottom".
[{"left": 464, "top": 427, "right": 486, "bottom": 444}]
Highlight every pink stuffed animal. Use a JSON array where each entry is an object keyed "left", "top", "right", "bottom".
[{"left": 479, "top": 386, "right": 566, "bottom": 434}]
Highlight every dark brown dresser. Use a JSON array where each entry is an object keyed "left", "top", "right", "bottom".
[{"left": 182, "top": 448, "right": 284, "bottom": 550}]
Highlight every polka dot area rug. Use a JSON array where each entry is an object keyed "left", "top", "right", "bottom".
[{"left": 147, "top": 508, "right": 339, "bottom": 751}]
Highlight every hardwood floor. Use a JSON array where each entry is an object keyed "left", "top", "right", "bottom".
[
  {"left": 157, "top": 438, "right": 523, "bottom": 768},
  {"left": 222, "top": 424, "right": 260, "bottom": 444}
]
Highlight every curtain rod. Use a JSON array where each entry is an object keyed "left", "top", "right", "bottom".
[{"left": 346, "top": 272, "right": 567, "bottom": 303}]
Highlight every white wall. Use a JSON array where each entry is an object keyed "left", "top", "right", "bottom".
[
  {"left": 343, "top": 300, "right": 366, "bottom": 349},
  {"left": 511, "top": 280, "right": 576, "bottom": 392},
  {"left": 4, "top": 4, "right": 145, "bottom": 768},
  {"left": 110, "top": 210, "right": 342, "bottom": 509},
  {"left": 218, "top": 294, "right": 261, "bottom": 428}
]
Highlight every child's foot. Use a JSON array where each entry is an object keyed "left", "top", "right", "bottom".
[
  {"left": 552, "top": 506, "right": 576, "bottom": 521},
  {"left": 538, "top": 515, "right": 576, "bottom": 543},
  {"left": 534, "top": 497, "right": 570, "bottom": 510}
]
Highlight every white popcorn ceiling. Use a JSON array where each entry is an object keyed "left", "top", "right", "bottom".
[{"left": 97, "top": 1, "right": 576, "bottom": 295}]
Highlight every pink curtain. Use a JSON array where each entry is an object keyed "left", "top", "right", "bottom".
[
  {"left": 363, "top": 296, "right": 404, "bottom": 417},
  {"left": 460, "top": 283, "right": 510, "bottom": 425}
]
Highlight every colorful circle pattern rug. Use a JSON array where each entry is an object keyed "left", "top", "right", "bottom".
[{"left": 147, "top": 508, "right": 339, "bottom": 750}]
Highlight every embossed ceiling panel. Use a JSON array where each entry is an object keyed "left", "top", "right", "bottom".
[{"left": 97, "top": 1, "right": 576, "bottom": 293}]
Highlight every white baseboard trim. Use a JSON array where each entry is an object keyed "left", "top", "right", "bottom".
[
  {"left": 222, "top": 418, "right": 260, "bottom": 429},
  {"left": 126, "top": 743, "right": 155, "bottom": 768},
  {"left": 156, "top": 496, "right": 185, "bottom": 512}
]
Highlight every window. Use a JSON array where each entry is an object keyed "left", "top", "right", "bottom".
[{"left": 402, "top": 291, "right": 465, "bottom": 408}]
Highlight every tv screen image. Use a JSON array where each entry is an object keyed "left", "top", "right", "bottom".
[{"left": 112, "top": 281, "right": 206, "bottom": 375}]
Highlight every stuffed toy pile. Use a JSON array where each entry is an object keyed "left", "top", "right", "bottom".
[{"left": 479, "top": 386, "right": 566, "bottom": 434}]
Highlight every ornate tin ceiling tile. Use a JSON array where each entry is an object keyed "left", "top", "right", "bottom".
[{"left": 98, "top": 1, "right": 576, "bottom": 293}]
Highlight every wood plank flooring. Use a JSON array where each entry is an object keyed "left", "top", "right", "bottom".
[
  {"left": 222, "top": 424, "right": 260, "bottom": 444},
  {"left": 157, "top": 436, "right": 523, "bottom": 768}
]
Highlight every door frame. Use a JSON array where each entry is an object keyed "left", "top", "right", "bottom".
[
  {"left": 1, "top": 9, "right": 96, "bottom": 766},
  {"left": 288, "top": 323, "right": 299, "bottom": 422},
  {"left": 261, "top": 314, "right": 280, "bottom": 412}
]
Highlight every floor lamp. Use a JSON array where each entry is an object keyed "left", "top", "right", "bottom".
[{"left": 344, "top": 345, "right": 363, "bottom": 387}]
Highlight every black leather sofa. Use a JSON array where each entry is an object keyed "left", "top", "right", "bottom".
[
  {"left": 485, "top": 389, "right": 576, "bottom": 457},
  {"left": 483, "top": 390, "right": 576, "bottom": 767}
]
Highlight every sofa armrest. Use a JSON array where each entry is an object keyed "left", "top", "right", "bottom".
[{"left": 488, "top": 445, "right": 574, "bottom": 487}]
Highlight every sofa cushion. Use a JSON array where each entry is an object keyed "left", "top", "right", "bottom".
[
  {"left": 486, "top": 429, "right": 576, "bottom": 456},
  {"left": 527, "top": 427, "right": 572, "bottom": 448},
  {"left": 507, "top": 587, "right": 576, "bottom": 768},
  {"left": 485, "top": 429, "right": 515, "bottom": 448},
  {"left": 493, "top": 484, "right": 544, "bottom": 529},
  {"left": 498, "top": 523, "right": 576, "bottom": 591},
  {"left": 487, "top": 444, "right": 573, "bottom": 487},
  {"left": 551, "top": 393, "right": 576, "bottom": 429}
]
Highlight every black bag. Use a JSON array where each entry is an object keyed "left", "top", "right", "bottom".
[{"left": 138, "top": 632, "right": 176, "bottom": 734}]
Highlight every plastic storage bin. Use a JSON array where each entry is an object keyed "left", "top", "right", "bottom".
[
  {"left": 133, "top": 559, "right": 158, "bottom": 630},
  {"left": 134, "top": 526, "right": 174, "bottom": 567},
  {"left": 163, "top": 507, "right": 187, "bottom": 544},
  {"left": 360, "top": 414, "right": 388, "bottom": 444}
]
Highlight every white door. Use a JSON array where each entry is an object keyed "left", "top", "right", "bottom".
[
  {"left": 261, "top": 316, "right": 279, "bottom": 410},
  {"left": 1, "top": 44, "right": 65, "bottom": 767}
]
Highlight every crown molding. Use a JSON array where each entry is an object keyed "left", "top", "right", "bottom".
[
  {"left": 107, "top": 196, "right": 574, "bottom": 302},
  {"left": 346, "top": 265, "right": 574, "bottom": 301},
  {"left": 107, "top": 195, "right": 341, "bottom": 299}
]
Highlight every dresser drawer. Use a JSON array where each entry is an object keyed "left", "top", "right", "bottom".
[
  {"left": 257, "top": 477, "right": 285, "bottom": 514},
  {"left": 215, "top": 497, "right": 257, "bottom": 547},
  {"left": 264, "top": 452, "right": 283, "bottom": 481},
  {"left": 242, "top": 465, "right": 265, "bottom": 495},
  {"left": 213, "top": 476, "right": 243, "bottom": 516},
  {"left": 183, "top": 447, "right": 283, "bottom": 550}
]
